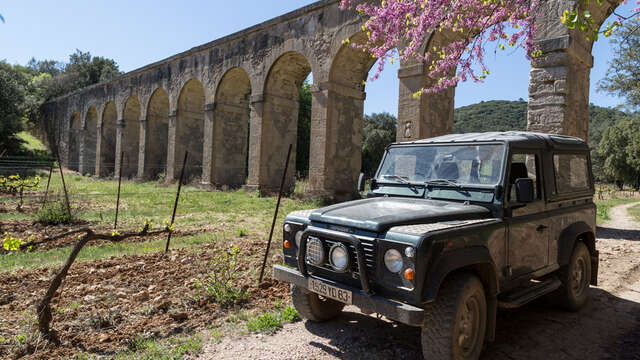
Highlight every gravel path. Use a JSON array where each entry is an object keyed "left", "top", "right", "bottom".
[{"left": 198, "top": 203, "right": 640, "bottom": 360}]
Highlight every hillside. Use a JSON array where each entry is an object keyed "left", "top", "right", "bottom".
[{"left": 454, "top": 100, "right": 632, "bottom": 148}]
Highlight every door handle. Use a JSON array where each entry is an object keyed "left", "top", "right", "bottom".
[{"left": 536, "top": 225, "right": 548, "bottom": 232}]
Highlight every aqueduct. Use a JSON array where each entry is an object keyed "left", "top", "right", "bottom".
[{"left": 40, "top": 0, "right": 621, "bottom": 199}]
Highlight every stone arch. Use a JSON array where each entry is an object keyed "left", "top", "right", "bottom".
[
  {"left": 83, "top": 106, "right": 98, "bottom": 175},
  {"left": 100, "top": 101, "right": 117, "bottom": 177},
  {"left": 68, "top": 111, "right": 82, "bottom": 171},
  {"left": 248, "top": 51, "right": 312, "bottom": 194},
  {"left": 174, "top": 79, "right": 205, "bottom": 182},
  {"left": 528, "top": 0, "right": 621, "bottom": 140},
  {"left": 210, "top": 67, "right": 252, "bottom": 187},
  {"left": 144, "top": 88, "right": 170, "bottom": 180},
  {"left": 121, "top": 95, "right": 141, "bottom": 178}
]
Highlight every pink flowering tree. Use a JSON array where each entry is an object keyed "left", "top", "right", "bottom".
[{"left": 340, "top": 0, "right": 639, "bottom": 95}]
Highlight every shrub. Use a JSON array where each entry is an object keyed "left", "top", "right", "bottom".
[
  {"left": 35, "top": 199, "right": 75, "bottom": 225},
  {"left": 193, "top": 245, "right": 248, "bottom": 307}
]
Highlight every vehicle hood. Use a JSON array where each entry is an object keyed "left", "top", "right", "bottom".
[{"left": 308, "top": 197, "right": 491, "bottom": 233}]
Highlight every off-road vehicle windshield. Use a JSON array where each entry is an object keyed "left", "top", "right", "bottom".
[{"left": 377, "top": 144, "right": 506, "bottom": 186}]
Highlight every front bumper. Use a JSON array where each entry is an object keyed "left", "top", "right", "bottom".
[{"left": 273, "top": 264, "right": 424, "bottom": 327}]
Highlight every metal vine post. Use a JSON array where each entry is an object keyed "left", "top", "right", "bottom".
[
  {"left": 259, "top": 143, "right": 293, "bottom": 284},
  {"left": 165, "top": 151, "right": 188, "bottom": 253}
]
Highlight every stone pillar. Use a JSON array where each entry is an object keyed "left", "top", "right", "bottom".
[
  {"left": 246, "top": 95, "right": 264, "bottom": 192},
  {"left": 308, "top": 81, "right": 366, "bottom": 201},
  {"left": 308, "top": 85, "right": 330, "bottom": 196},
  {"left": 78, "top": 129, "right": 86, "bottom": 175},
  {"left": 527, "top": 36, "right": 593, "bottom": 140},
  {"left": 246, "top": 93, "right": 298, "bottom": 195},
  {"left": 396, "top": 62, "right": 455, "bottom": 142},
  {"left": 95, "top": 124, "right": 103, "bottom": 177},
  {"left": 114, "top": 119, "right": 125, "bottom": 179},
  {"left": 211, "top": 102, "right": 250, "bottom": 188},
  {"left": 137, "top": 117, "right": 148, "bottom": 179},
  {"left": 201, "top": 103, "right": 215, "bottom": 186},
  {"left": 166, "top": 111, "right": 178, "bottom": 182}
]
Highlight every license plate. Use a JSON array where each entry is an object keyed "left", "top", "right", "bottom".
[{"left": 308, "top": 278, "right": 352, "bottom": 304}]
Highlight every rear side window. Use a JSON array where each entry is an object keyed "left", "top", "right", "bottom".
[{"left": 553, "top": 154, "right": 590, "bottom": 193}]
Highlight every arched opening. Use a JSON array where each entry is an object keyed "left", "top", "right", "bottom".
[
  {"left": 100, "top": 101, "right": 117, "bottom": 177},
  {"left": 122, "top": 96, "right": 141, "bottom": 178},
  {"left": 324, "top": 32, "right": 378, "bottom": 198},
  {"left": 212, "top": 67, "right": 251, "bottom": 187},
  {"left": 146, "top": 88, "right": 169, "bottom": 180},
  {"left": 254, "top": 51, "right": 312, "bottom": 194},
  {"left": 68, "top": 111, "right": 81, "bottom": 171},
  {"left": 176, "top": 79, "right": 205, "bottom": 182},
  {"left": 83, "top": 106, "right": 98, "bottom": 175}
]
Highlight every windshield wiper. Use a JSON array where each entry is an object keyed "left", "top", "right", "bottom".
[
  {"left": 381, "top": 175, "right": 410, "bottom": 184},
  {"left": 425, "top": 179, "right": 463, "bottom": 188}
]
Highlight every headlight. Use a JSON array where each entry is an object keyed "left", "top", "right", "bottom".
[
  {"left": 329, "top": 243, "right": 349, "bottom": 272},
  {"left": 284, "top": 223, "right": 292, "bottom": 232},
  {"left": 294, "top": 231, "right": 303, "bottom": 248},
  {"left": 384, "top": 249, "right": 404, "bottom": 273},
  {"left": 305, "top": 237, "right": 325, "bottom": 266}
]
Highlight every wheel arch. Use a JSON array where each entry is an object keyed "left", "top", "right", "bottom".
[
  {"left": 558, "top": 221, "right": 596, "bottom": 263},
  {"left": 422, "top": 246, "right": 499, "bottom": 341}
]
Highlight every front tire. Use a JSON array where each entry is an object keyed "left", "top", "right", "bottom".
[
  {"left": 553, "top": 241, "right": 591, "bottom": 311},
  {"left": 290, "top": 284, "right": 345, "bottom": 322},
  {"left": 421, "top": 273, "right": 487, "bottom": 360}
]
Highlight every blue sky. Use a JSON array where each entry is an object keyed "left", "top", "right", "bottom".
[{"left": 0, "top": 1, "right": 633, "bottom": 115}]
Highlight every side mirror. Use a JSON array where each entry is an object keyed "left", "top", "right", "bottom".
[
  {"left": 515, "top": 178, "right": 534, "bottom": 203},
  {"left": 357, "top": 173, "right": 366, "bottom": 192}
]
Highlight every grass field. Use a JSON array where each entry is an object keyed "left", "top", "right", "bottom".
[{"left": 595, "top": 198, "right": 639, "bottom": 224}]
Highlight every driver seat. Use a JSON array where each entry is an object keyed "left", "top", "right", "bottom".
[{"left": 437, "top": 162, "right": 459, "bottom": 181}]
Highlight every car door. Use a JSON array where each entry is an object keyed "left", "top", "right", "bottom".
[{"left": 505, "top": 151, "right": 550, "bottom": 278}]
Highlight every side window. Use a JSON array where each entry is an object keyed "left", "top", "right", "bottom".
[
  {"left": 508, "top": 153, "right": 540, "bottom": 201},
  {"left": 553, "top": 154, "right": 590, "bottom": 193}
]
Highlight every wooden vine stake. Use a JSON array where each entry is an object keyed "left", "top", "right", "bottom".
[
  {"left": 258, "top": 143, "right": 293, "bottom": 284},
  {"left": 165, "top": 151, "right": 188, "bottom": 253}
]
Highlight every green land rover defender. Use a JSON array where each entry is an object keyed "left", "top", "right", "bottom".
[{"left": 273, "top": 131, "right": 598, "bottom": 360}]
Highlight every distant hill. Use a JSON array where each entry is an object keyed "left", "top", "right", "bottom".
[
  {"left": 454, "top": 100, "right": 631, "bottom": 148},
  {"left": 454, "top": 100, "right": 634, "bottom": 180}
]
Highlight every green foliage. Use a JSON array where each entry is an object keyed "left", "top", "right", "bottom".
[
  {"left": 246, "top": 305, "right": 301, "bottom": 334},
  {"left": 362, "top": 112, "right": 397, "bottom": 177},
  {"left": 35, "top": 199, "right": 75, "bottom": 225},
  {"left": 193, "top": 245, "right": 248, "bottom": 307},
  {"left": 296, "top": 81, "right": 312, "bottom": 178},
  {"left": 599, "top": 117, "right": 640, "bottom": 184},
  {"left": 120, "top": 333, "right": 203, "bottom": 359},
  {"left": 454, "top": 100, "right": 634, "bottom": 181},
  {"left": 2, "top": 233, "right": 33, "bottom": 251},
  {"left": 599, "top": 18, "right": 640, "bottom": 110},
  {"left": 0, "top": 61, "right": 26, "bottom": 154}
]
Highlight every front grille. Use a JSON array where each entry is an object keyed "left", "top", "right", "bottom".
[{"left": 312, "top": 236, "right": 377, "bottom": 281}]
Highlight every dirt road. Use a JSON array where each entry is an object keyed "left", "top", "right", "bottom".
[{"left": 199, "top": 203, "right": 640, "bottom": 360}]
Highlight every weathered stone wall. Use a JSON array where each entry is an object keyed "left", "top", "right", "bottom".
[{"left": 41, "top": 0, "right": 619, "bottom": 199}]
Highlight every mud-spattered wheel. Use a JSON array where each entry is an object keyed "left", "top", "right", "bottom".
[
  {"left": 552, "top": 241, "right": 592, "bottom": 311},
  {"left": 290, "top": 284, "right": 345, "bottom": 322},
  {"left": 421, "top": 273, "right": 487, "bottom": 360}
]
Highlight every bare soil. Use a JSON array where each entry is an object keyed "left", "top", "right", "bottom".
[
  {"left": 201, "top": 203, "right": 640, "bottom": 360},
  {"left": 0, "top": 236, "right": 290, "bottom": 359}
]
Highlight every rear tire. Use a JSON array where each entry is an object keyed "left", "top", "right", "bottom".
[
  {"left": 290, "top": 284, "right": 345, "bottom": 322},
  {"left": 421, "top": 273, "right": 487, "bottom": 360},
  {"left": 552, "top": 241, "right": 591, "bottom": 311}
]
